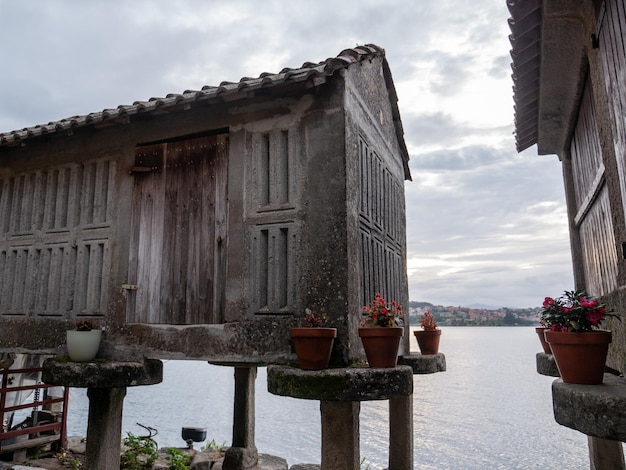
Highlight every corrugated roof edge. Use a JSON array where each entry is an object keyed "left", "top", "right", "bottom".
[
  {"left": 0, "top": 43, "right": 410, "bottom": 179},
  {"left": 507, "top": 0, "right": 542, "bottom": 153}
]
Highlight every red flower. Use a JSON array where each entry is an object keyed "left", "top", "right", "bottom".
[
  {"left": 586, "top": 311, "right": 604, "bottom": 326},
  {"left": 580, "top": 297, "right": 598, "bottom": 309}
]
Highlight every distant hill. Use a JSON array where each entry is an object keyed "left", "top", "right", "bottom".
[
  {"left": 411, "top": 301, "right": 517, "bottom": 310},
  {"left": 407, "top": 301, "right": 541, "bottom": 327},
  {"left": 464, "top": 303, "right": 502, "bottom": 310}
]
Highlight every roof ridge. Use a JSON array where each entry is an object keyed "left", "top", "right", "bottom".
[{"left": 0, "top": 44, "right": 386, "bottom": 146}]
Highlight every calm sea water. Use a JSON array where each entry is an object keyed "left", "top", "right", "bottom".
[{"left": 66, "top": 327, "right": 605, "bottom": 469}]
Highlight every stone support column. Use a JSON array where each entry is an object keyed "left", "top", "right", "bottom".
[
  {"left": 223, "top": 366, "right": 258, "bottom": 470},
  {"left": 86, "top": 387, "right": 127, "bottom": 470},
  {"left": 42, "top": 358, "right": 163, "bottom": 470},
  {"left": 588, "top": 437, "right": 626, "bottom": 470},
  {"left": 267, "top": 365, "right": 415, "bottom": 469},
  {"left": 320, "top": 401, "right": 360, "bottom": 469},
  {"left": 389, "top": 394, "right": 413, "bottom": 470}
]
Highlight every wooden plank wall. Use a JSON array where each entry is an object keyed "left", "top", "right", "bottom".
[
  {"left": 571, "top": 77, "right": 618, "bottom": 296},
  {"left": 0, "top": 160, "right": 114, "bottom": 317},
  {"left": 128, "top": 135, "right": 228, "bottom": 324},
  {"left": 599, "top": 0, "right": 626, "bottom": 206},
  {"left": 358, "top": 135, "right": 404, "bottom": 306}
]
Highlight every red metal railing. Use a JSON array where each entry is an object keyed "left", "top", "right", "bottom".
[{"left": 0, "top": 366, "right": 68, "bottom": 453}]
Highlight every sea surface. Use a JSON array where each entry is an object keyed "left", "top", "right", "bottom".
[{"left": 66, "top": 327, "right": 611, "bottom": 469}]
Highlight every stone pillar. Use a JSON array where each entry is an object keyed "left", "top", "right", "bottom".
[
  {"left": 588, "top": 436, "right": 626, "bottom": 470},
  {"left": 268, "top": 366, "right": 416, "bottom": 469},
  {"left": 320, "top": 401, "right": 360, "bottom": 470},
  {"left": 389, "top": 394, "right": 413, "bottom": 470},
  {"left": 41, "top": 359, "right": 163, "bottom": 470},
  {"left": 86, "top": 387, "right": 127, "bottom": 470},
  {"left": 223, "top": 366, "right": 258, "bottom": 470}
]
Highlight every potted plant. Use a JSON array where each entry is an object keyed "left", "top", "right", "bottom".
[
  {"left": 290, "top": 309, "right": 337, "bottom": 370},
  {"left": 414, "top": 311, "right": 441, "bottom": 355},
  {"left": 358, "top": 293, "right": 403, "bottom": 368},
  {"left": 535, "top": 312, "right": 552, "bottom": 354},
  {"left": 540, "top": 290, "right": 618, "bottom": 384},
  {"left": 66, "top": 318, "right": 102, "bottom": 362}
]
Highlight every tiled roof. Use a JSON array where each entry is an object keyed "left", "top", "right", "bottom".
[
  {"left": 507, "top": 0, "right": 542, "bottom": 152},
  {"left": 0, "top": 44, "right": 410, "bottom": 179}
]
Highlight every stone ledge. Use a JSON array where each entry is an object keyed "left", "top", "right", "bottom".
[
  {"left": 398, "top": 353, "right": 446, "bottom": 374},
  {"left": 267, "top": 365, "right": 413, "bottom": 401},
  {"left": 536, "top": 352, "right": 559, "bottom": 377},
  {"left": 42, "top": 357, "right": 163, "bottom": 388},
  {"left": 552, "top": 374, "right": 626, "bottom": 441}
]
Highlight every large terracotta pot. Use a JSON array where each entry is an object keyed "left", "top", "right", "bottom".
[
  {"left": 358, "top": 327, "right": 403, "bottom": 368},
  {"left": 414, "top": 329, "right": 441, "bottom": 355},
  {"left": 290, "top": 327, "right": 337, "bottom": 370},
  {"left": 544, "top": 330, "right": 611, "bottom": 384},
  {"left": 66, "top": 329, "right": 102, "bottom": 362},
  {"left": 535, "top": 327, "right": 552, "bottom": 354}
]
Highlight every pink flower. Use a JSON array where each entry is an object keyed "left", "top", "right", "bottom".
[{"left": 543, "top": 297, "right": 555, "bottom": 308}]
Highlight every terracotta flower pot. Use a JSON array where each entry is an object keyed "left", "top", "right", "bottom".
[
  {"left": 414, "top": 329, "right": 441, "bottom": 355},
  {"left": 544, "top": 330, "right": 611, "bottom": 384},
  {"left": 290, "top": 327, "right": 337, "bottom": 370},
  {"left": 358, "top": 327, "right": 403, "bottom": 368},
  {"left": 535, "top": 327, "right": 552, "bottom": 354},
  {"left": 66, "top": 329, "right": 102, "bottom": 362}
]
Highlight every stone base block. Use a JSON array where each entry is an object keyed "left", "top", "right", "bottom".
[
  {"left": 212, "top": 454, "right": 288, "bottom": 470},
  {"left": 267, "top": 366, "right": 413, "bottom": 401},
  {"left": 42, "top": 357, "right": 163, "bottom": 388},
  {"left": 552, "top": 374, "right": 626, "bottom": 441},
  {"left": 398, "top": 353, "right": 446, "bottom": 374},
  {"left": 536, "top": 353, "right": 559, "bottom": 377}
]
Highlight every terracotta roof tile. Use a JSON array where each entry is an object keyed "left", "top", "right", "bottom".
[{"left": 0, "top": 44, "right": 410, "bottom": 179}]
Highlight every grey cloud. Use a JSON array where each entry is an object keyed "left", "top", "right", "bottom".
[{"left": 0, "top": 0, "right": 574, "bottom": 308}]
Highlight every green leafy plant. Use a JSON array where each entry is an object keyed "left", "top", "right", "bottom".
[
  {"left": 360, "top": 456, "right": 371, "bottom": 469},
  {"left": 540, "top": 290, "right": 618, "bottom": 332},
  {"left": 120, "top": 432, "right": 159, "bottom": 469},
  {"left": 55, "top": 449, "right": 82, "bottom": 468},
  {"left": 360, "top": 293, "right": 403, "bottom": 327},
  {"left": 165, "top": 448, "right": 190, "bottom": 470},
  {"left": 202, "top": 438, "right": 226, "bottom": 451}
]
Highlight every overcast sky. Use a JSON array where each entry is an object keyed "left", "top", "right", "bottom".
[{"left": 0, "top": 0, "right": 574, "bottom": 308}]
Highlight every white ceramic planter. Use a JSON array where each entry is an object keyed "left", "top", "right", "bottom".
[{"left": 66, "top": 329, "right": 102, "bottom": 362}]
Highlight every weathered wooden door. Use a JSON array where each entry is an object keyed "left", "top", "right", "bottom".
[{"left": 127, "top": 134, "right": 228, "bottom": 324}]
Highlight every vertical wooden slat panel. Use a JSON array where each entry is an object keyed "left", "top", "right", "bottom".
[
  {"left": 147, "top": 150, "right": 165, "bottom": 323},
  {"left": 0, "top": 178, "right": 8, "bottom": 234},
  {"left": 0, "top": 250, "right": 6, "bottom": 311},
  {"left": 128, "top": 135, "right": 228, "bottom": 324},
  {"left": 571, "top": 79, "right": 603, "bottom": 211},
  {"left": 357, "top": 135, "right": 405, "bottom": 306},
  {"left": 580, "top": 186, "right": 618, "bottom": 295},
  {"left": 213, "top": 136, "right": 228, "bottom": 322},
  {"left": 600, "top": 0, "right": 626, "bottom": 217}
]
